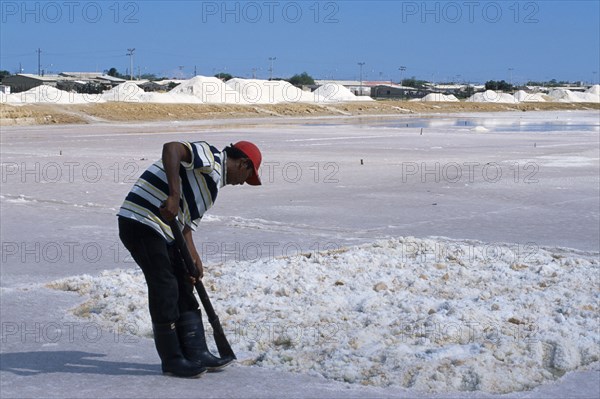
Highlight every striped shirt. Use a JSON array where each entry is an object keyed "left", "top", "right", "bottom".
[{"left": 117, "top": 141, "right": 225, "bottom": 241}]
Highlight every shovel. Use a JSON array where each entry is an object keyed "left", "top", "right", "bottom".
[{"left": 168, "top": 218, "right": 237, "bottom": 361}]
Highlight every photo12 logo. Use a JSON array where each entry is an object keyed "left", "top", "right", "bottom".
[
  {"left": 1, "top": 321, "right": 140, "bottom": 344},
  {"left": 400, "top": 162, "right": 540, "bottom": 184},
  {"left": 1, "top": 241, "right": 135, "bottom": 266},
  {"left": 1, "top": 1, "right": 140, "bottom": 24},
  {"left": 401, "top": 1, "right": 540, "bottom": 24},
  {"left": 200, "top": 1, "right": 340, "bottom": 24},
  {"left": 1, "top": 161, "right": 143, "bottom": 184},
  {"left": 260, "top": 161, "right": 340, "bottom": 184}
]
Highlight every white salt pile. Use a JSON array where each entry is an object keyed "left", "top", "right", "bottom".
[
  {"left": 154, "top": 79, "right": 185, "bottom": 86},
  {"left": 100, "top": 81, "right": 202, "bottom": 104},
  {"left": 313, "top": 82, "right": 373, "bottom": 102},
  {"left": 3, "top": 85, "right": 104, "bottom": 105},
  {"left": 168, "top": 77, "right": 327, "bottom": 104},
  {"left": 548, "top": 88, "right": 600, "bottom": 103},
  {"left": 466, "top": 90, "right": 517, "bottom": 103},
  {"left": 0, "top": 78, "right": 363, "bottom": 105},
  {"left": 169, "top": 76, "right": 234, "bottom": 104},
  {"left": 224, "top": 78, "right": 318, "bottom": 104},
  {"left": 420, "top": 93, "right": 459, "bottom": 102},
  {"left": 48, "top": 269, "right": 152, "bottom": 337},
  {"left": 101, "top": 82, "right": 143, "bottom": 102},
  {"left": 587, "top": 84, "right": 600, "bottom": 95},
  {"left": 3, "top": 80, "right": 598, "bottom": 106},
  {"left": 514, "top": 90, "right": 547, "bottom": 102},
  {"left": 49, "top": 236, "right": 599, "bottom": 394}
]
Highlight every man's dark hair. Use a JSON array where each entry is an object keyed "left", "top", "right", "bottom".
[{"left": 224, "top": 144, "right": 254, "bottom": 169}]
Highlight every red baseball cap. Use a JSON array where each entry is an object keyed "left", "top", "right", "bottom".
[{"left": 232, "top": 141, "right": 262, "bottom": 185}]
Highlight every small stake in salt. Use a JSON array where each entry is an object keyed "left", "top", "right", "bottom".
[
  {"left": 360, "top": 159, "right": 364, "bottom": 165},
  {"left": 420, "top": 128, "right": 423, "bottom": 135}
]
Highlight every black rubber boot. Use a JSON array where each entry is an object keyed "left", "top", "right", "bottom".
[
  {"left": 152, "top": 322, "right": 207, "bottom": 378},
  {"left": 177, "top": 310, "right": 235, "bottom": 371}
]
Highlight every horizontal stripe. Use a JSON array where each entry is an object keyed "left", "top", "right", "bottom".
[{"left": 117, "top": 141, "right": 224, "bottom": 241}]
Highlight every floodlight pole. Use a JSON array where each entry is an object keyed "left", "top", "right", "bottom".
[
  {"left": 268, "top": 57, "right": 276, "bottom": 80},
  {"left": 127, "top": 48, "right": 136, "bottom": 80},
  {"left": 37, "top": 48, "right": 42, "bottom": 76},
  {"left": 398, "top": 66, "right": 406, "bottom": 86},
  {"left": 358, "top": 62, "right": 365, "bottom": 95}
]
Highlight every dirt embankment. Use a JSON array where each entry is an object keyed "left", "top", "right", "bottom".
[{"left": 1, "top": 101, "right": 598, "bottom": 126}]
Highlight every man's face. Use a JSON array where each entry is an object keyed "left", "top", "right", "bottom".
[{"left": 227, "top": 158, "right": 253, "bottom": 185}]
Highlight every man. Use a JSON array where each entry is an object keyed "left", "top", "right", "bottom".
[{"left": 118, "top": 140, "right": 262, "bottom": 378}]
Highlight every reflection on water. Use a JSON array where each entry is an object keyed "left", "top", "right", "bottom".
[{"left": 302, "top": 117, "right": 600, "bottom": 132}]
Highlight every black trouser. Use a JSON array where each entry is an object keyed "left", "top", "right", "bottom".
[{"left": 118, "top": 217, "right": 199, "bottom": 324}]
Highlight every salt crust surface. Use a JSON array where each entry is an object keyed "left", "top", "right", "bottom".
[{"left": 48, "top": 236, "right": 600, "bottom": 394}]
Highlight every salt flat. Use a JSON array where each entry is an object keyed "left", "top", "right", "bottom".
[{"left": 1, "top": 110, "right": 598, "bottom": 398}]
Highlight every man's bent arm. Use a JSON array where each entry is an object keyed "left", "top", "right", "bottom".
[{"left": 161, "top": 142, "right": 192, "bottom": 220}]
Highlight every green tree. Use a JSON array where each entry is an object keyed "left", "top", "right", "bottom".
[
  {"left": 485, "top": 80, "right": 513, "bottom": 91},
  {"left": 140, "top": 73, "right": 161, "bottom": 81},
  {"left": 287, "top": 72, "right": 315, "bottom": 87},
  {"left": 214, "top": 72, "right": 233, "bottom": 81},
  {"left": 402, "top": 77, "right": 428, "bottom": 89},
  {"left": 106, "top": 67, "right": 127, "bottom": 79},
  {"left": 0, "top": 70, "right": 11, "bottom": 82}
]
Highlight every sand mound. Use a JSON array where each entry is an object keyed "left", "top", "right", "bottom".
[{"left": 139, "top": 91, "right": 203, "bottom": 104}]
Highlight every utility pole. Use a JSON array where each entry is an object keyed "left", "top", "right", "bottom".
[
  {"left": 126, "top": 48, "right": 135, "bottom": 80},
  {"left": 398, "top": 66, "right": 406, "bottom": 86},
  {"left": 268, "top": 57, "right": 276, "bottom": 80},
  {"left": 37, "top": 48, "right": 42, "bottom": 76},
  {"left": 194, "top": 65, "right": 197, "bottom": 76},
  {"left": 508, "top": 67, "right": 514, "bottom": 89},
  {"left": 252, "top": 68, "right": 257, "bottom": 79},
  {"left": 358, "top": 62, "right": 365, "bottom": 96}
]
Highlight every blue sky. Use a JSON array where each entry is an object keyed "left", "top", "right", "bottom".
[{"left": 1, "top": 1, "right": 599, "bottom": 84}]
